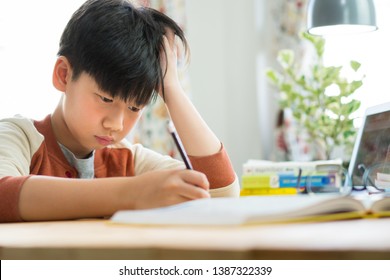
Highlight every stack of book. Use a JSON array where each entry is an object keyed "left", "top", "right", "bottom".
[
  {"left": 374, "top": 172, "right": 390, "bottom": 189},
  {"left": 240, "top": 159, "right": 343, "bottom": 196}
]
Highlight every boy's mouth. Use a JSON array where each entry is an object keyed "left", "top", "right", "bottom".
[{"left": 95, "top": 135, "right": 114, "bottom": 146}]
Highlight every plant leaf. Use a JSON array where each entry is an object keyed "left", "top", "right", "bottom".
[
  {"left": 277, "top": 50, "right": 294, "bottom": 69},
  {"left": 350, "top": 60, "right": 361, "bottom": 72},
  {"left": 265, "top": 69, "right": 281, "bottom": 85},
  {"left": 302, "top": 31, "right": 325, "bottom": 57}
]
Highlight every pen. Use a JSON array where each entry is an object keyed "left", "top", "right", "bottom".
[{"left": 167, "top": 120, "right": 193, "bottom": 170}]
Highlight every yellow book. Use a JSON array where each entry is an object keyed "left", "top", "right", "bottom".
[
  {"left": 240, "top": 188, "right": 298, "bottom": 196},
  {"left": 241, "top": 174, "right": 279, "bottom": 188}
]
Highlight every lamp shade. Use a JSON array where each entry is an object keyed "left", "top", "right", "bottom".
[{"left": 307, "top": 0, "right": 377, "bottom": 35}]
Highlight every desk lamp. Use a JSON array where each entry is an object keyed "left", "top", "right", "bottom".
[{"left": 307, "top": 0, "right": 377, "bottom": 35}]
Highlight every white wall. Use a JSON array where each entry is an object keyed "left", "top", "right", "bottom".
[
  {"left": 0, "top": 0, "right": 86, "bottom": 120},
  {"left": 185, "top": 0, "right": 271, "bottom": 176}
]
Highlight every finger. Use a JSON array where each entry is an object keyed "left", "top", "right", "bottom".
[
  {"left": 175, "top": 35, "right": 183, "bottom": 61},
  {"left": 160, "top": 36, "right": 169, "bottom": 62},
  {"left": 162, "top": 35, "right": 173, "bottom": 53},
  {"left": 162, "top": 35, "right": 178, "bottom": 59},
  {"left": 160, "top": 36, "right": 176, "bottom": 71},
  {"left": 177, "top": 182, "right": 211, "bottom": 200},
  {"left": 180, "top": 170, "right": 210, "bottom": 191},
  {"left": 164, "top": 28, "right": 175, "bottom": 47}
]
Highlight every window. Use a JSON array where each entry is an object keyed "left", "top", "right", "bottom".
[{"left": 323, "top": 0, "right": 390, "bottom": 126}]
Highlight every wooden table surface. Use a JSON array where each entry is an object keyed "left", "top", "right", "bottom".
[{"left": 1, "top": 218, "right": 390, "bottom": 259}]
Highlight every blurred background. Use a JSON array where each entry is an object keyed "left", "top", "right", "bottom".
[{"left": 0, "top": 0, "right": 389, "bottom": 177}]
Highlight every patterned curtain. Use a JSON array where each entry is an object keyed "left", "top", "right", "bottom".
[
  {"left": 270, "top": 0, "right": 307, "bottom": 55},
  {"left": 129, "top": 0, "right": 189, "bottom": 158},
  {"left": 268, "top": 0, "right": 313, "bottom": 161}
]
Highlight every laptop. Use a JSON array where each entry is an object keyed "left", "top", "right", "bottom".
[{"left": 348, "top": 102, "right": 390, "bottom": 186}]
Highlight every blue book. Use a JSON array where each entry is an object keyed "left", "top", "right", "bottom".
[{"left": 279, "top": 175, "right": 336, "bottom": 187}]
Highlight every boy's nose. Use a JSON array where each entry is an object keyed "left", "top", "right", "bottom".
[{"left": 103, "top": 110, "right": 124, "bottom": 132}]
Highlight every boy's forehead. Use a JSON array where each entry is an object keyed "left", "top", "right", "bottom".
[{"left": 87, "top": 74, "right": 142, "bottom": 104}]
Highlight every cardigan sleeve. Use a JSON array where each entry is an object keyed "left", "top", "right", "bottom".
[
  {"left": 0, "top": 176, "right": 30, "bottom": 222},
  {"left": 123, "top": 140, "right": 240, "bottom": 197},
  {"left": 0, "top": 116, "right": 44, "bottom": 222}
]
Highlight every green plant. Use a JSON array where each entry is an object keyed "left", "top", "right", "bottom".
[{"left": 266, "top": 32, "right": 363, "bottom": 160}]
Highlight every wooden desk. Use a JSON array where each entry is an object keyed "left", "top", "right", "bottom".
[{"left": 1, "top": 218, "right": 390, "bottom": 259}]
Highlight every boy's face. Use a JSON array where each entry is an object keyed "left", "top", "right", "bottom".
[{"left": 57, "top": 71, "right": 143, "bottom": 158}]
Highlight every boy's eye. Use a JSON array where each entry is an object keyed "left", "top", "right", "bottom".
[
  {"left": 97, "top": 94, "right": 113, "bottom": 103},
  {"left": 128, "top": 106, "right": 140, "bottom": 112},
  {"left": 101, "top": 96, "right": 113, "bottom": 103}
]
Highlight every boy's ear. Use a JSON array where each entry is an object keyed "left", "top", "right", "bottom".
[{"left": 52, "top": 56, "right": 72, "bottom": 92}]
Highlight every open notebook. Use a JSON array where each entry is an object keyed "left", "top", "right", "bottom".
[
  {"left": 110, "top": 103, "right": 390, "bottom": 226},
  {"left": 110, "top": 194, "right": 390, "bottom": 226}
]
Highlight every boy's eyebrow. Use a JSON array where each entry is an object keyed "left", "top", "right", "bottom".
[
  {"left": 95, "top": 91, "right": 114, "bottom": 99},
  {"left": 96, "top": 91, "right": 143, "bottom": 109},
  {"left": 126, "top": 99, "right": 144, "bottom": 109}
]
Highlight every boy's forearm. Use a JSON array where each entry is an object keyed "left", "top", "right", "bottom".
[
  {"left": 19, "top": 176, "right": 131, "bottom": 221},
  {"left": 165, "top": 87, "right": 221, "bottom": 156},
  {"left": 161, "top": 34, "right": 221, "bottom": 157},
  {"left": 18, "top": 169, "right": 212, "bottom": 222}
]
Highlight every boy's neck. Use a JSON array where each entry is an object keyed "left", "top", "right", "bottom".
[{"left": 51, "top": 103, "right": 93, "bottom": 159}]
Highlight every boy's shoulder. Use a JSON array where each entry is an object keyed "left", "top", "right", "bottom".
[
  {"left": 0, "top": 115, "right": 45, "bottom": 174},
  {"left": 0, "top": 114, "right": 34, "bottom": 127},
  {"left": 0, "top": 115, "right": 43, "bottom": 146}
]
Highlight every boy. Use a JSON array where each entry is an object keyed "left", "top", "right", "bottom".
[{"left": 0, "top": 0, "right": 239, "bottom": 223}]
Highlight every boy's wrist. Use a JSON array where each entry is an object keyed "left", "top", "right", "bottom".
[
  {"left": 114, "top": 177, "right": 138, "bottom": 211},
  {"left": 163, "top": 85, "right": 185, "bottom": 106}
]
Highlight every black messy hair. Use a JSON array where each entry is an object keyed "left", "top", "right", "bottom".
[{"left": 58, "top": 0, "right": 188, "bottom": 106}]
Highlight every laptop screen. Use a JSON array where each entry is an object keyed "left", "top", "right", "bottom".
[{"left": 348, "top": 102, "right": 390, "bottom": 186}]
